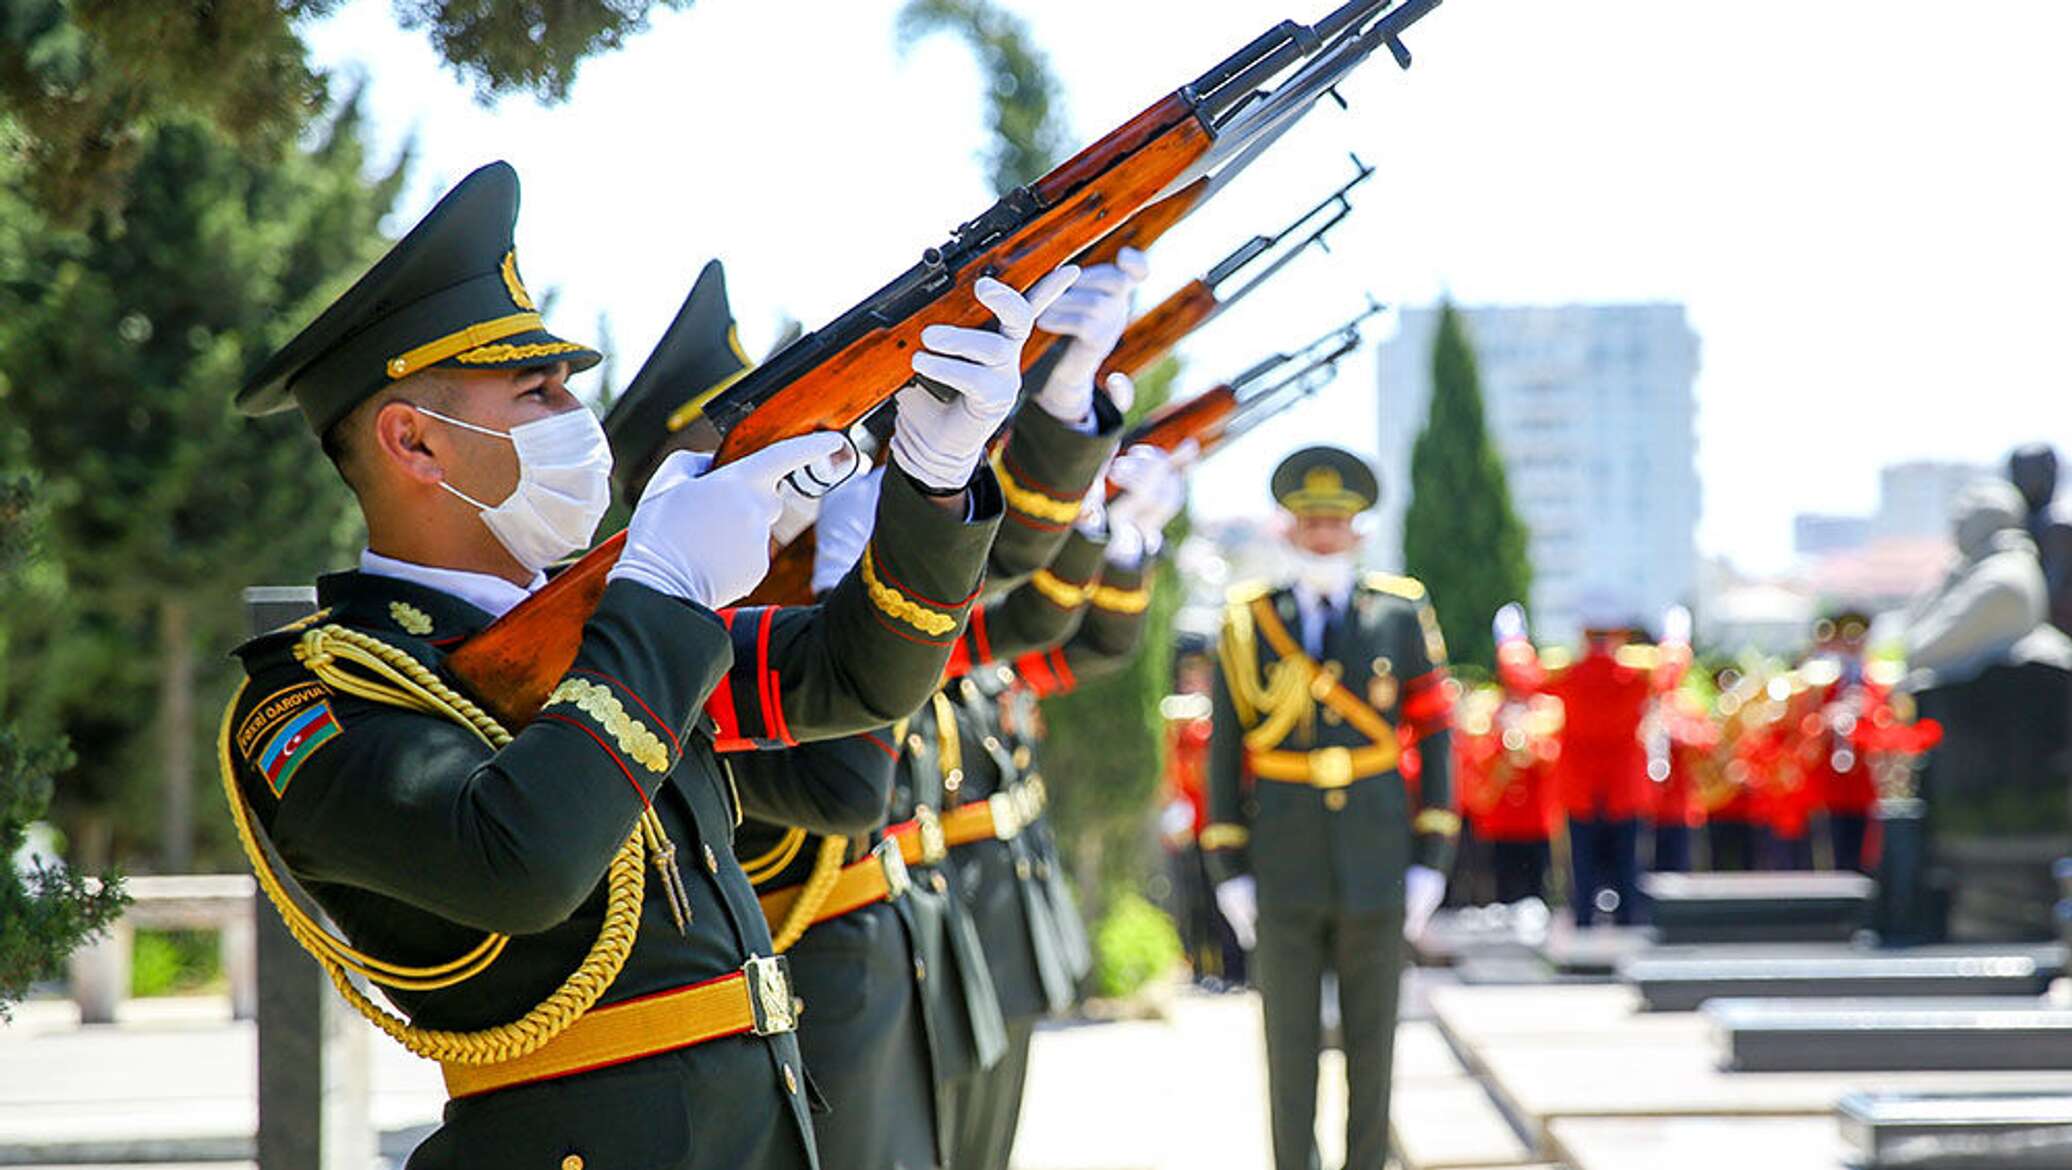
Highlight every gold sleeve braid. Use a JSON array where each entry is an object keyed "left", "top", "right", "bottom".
[
  {"left": 1029, "top": 568, "right": 1094, "bottom": 609},
  {"left": 1090, "top": 582, "right": 1150, "bottom": 613},
  {"left": 218, "top": 623, "right": 648, "bottom": 1065},
  {"left": 991, "top": 454, "right": 1084, "bottom": 525},
  {"left": 861, "top": 548, "right": 958, "bottom": 637}
]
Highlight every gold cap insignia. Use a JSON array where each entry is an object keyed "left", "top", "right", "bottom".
[{"left": 500, "top": 250, "right": 536, "bottom": 312}]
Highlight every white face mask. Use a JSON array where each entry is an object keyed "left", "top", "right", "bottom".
[
  {"left": 419, "top": 405, "right": 614, "bottom": 573},
  {"left": 1289, "top": 548, "right": 1356, "bottom": 598}
]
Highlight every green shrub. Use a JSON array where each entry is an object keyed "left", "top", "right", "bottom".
[
  {"left": 130, "top": 929, "right": 221, "bottom": 998},
  {"left": 1092, "top": 892, "right": 1182, "bottom": 999}
]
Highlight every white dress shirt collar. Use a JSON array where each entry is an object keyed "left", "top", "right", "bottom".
[{"left": 359, "top": 549, "right": 545, "bottom": 622}]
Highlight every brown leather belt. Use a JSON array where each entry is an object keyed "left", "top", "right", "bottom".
[
  {"left": 757, "top": 839, "right": 912, "bottom": 932},
  {"left": 440, "top": 955, "right": 796, "bottom": 1099},
  {"left": 1248, "top": 744, "right": 1398, "bottom": 788},
  {"left": 940, "top": 778, "right": 1047, "bottom": 848}
]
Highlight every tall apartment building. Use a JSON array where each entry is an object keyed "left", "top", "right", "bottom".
[{"left": 1374, "top": 303, "right": 1701, "bottom": 642}]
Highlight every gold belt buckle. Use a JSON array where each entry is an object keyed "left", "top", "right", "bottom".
[
  {"left": 987, "top": 791, "right": 1022, "bottom": 839},
  {"left": 914, "top": 805, "right": 948, "bottom": 864},
  {"left": 744, "top": 954, "right": 797, "bottom": 1036},
  {"left": 874, "top": 838, "right": 912, "bottom": 900},
  {"left": 1310, "top": 746, "right": 1355, "bottom": 790}
]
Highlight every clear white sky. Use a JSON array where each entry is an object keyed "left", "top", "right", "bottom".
[{"left": 305, "top": 0, "right": 2072, "bottom": 573}]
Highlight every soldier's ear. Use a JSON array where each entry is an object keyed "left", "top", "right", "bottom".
[{"left": 370, "top": 398, "right": 447, "bottom": 488}]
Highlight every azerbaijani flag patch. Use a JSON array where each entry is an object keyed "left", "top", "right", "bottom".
[{"left": 255, "top": 701, "right": 340, "bottom": 796}]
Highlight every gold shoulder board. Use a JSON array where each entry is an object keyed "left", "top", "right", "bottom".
[{"left": 1363, "top": 572, "right": 1427, "bottom": 601}]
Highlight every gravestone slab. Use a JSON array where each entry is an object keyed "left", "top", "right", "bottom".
[
  {"left": 1623, "top": 951, "right": 2054, "bottom": 1012},
  {"left": 1706, "top": 997, "right": 2072, "bottom": 1071},
  {"left": 1839, "top": 1092, "right": 2072, "bottom": 1168},
  {"left": 1643, "top": 872, "right": 1875, "bottom": 944}
]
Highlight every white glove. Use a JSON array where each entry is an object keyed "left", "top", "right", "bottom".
[
  {"left": 1404, "top": 864, "right": 1446, "bottom": 941},
  {"left": 1032, "top": 250, "right": 1148, "bottom": 425},
  {"left": 810, "top": 465, "right": 884, "bottom": 595},
  {"left": 608, "top": 433, "right": 849, "bottom": 608},
  {"left": 1106, "top": 439, "right": 1195, "bottom": 558},
  {"left": 891, "top": 268, "right": 1081, "bottom": 491},
  {"left": 1215, "top": 875, "right": 1259, "bottom": 951},
  {"left": 1101, "top": 370, "right": 1135, "bottom": 416}
]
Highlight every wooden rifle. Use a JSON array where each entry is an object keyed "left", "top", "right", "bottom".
[
  {"left": 1109, "top": 297, "right": 1383, "bottom": 497},
  {"left": 447, "top": 0, "right": 1444, "bottom": 726},
  {"left": 1096, "top": 153, "right": 1372, "bottom": 382}
]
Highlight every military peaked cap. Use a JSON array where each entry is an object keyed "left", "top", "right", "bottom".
[
  {"left": 1272, "top": 445, "right": 1378, "bottom": 516},
  {"left": 601, "top": 259, "right": 753, "bottom": 482},
  {"left": 237, "top": 161, "right": 601, "bottom": 434}
]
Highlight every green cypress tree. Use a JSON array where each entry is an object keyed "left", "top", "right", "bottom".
[{"left": 1401, "top": 302, "right": 1532, "bottom": 673}]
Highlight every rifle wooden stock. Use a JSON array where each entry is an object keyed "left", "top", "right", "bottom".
[
  {"left": 1018, "top": 178, "right": 1213, "bottom": 374},
  {"left": 1106, "top": 384, "right": 1240, "bottom": 500},
  {"left": 742, "top": 529, "right": 817, "bottom": 608},
  {"left": 716, "top": 96, "right": 1207, "bottom": 465},
  {"left": 1100, "top": 279, "right": 1218, "bottom": 381},
  {"left": 446, "top": 531, "right": 625, "bottom": 726}
]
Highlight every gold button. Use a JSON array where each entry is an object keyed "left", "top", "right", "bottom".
[
  {"left": 703, "top": 844, "right": 719, "bottom": 873},
  {"left": 1324, "top": 791, "right": 1348, "bottom": 812},
  {"left": 562, "top": 1156, "right": 584, "bottom": 1170},
  {"left": 1015, "top": 858, "right": 1032, "bottom": 881},
  {"left": 783, "top": 1063, "right": 799, "bottom": 1094},
  {"left": 387, "top": 357, "right": 408, "bottom": 376},
  {"left": 914, "top": 958, "right": 928, "bottom": 982},
  {"left": 907, "top": 734, "right": 925, "bottom": 754},
  {"left": 983, "top": 735, "right": 1003, "bottom": 753},
  {"left": 932, "top": 872, "right": 949, "bottom": 894}
]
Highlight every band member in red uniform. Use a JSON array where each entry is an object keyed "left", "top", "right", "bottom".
[
  {"left": 1545, "top": 603, "right": 1652, "bottom": 925},
  {"left": 1645, "top": 607, "right": 1702, "bottom": 873},
  {"left": 1804, "top": 610, "right": 1880, "bottom": 872},
  {"left": 1161, "top": 637, "right": 1245, "bottom": 987},
  {"left": 1464, "top": 605, "right": 1558, "bottom": 904},
  {"left": 1705, "top": 668, "right": 1765, "bottom": 871}
]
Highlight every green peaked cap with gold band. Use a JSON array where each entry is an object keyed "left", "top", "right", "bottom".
[
  {"left": 237, "top": 160, "right": 601, "bottom": 434},
  {"left": 601, "top": 258, "right": 753, "bottom": 485},
  {"left": 1272, "top": 444, "right": 1378, "bottom": 516}
]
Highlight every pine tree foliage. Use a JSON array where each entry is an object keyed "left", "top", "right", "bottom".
[
  {"left": 0, "top": 475, "right": 127, "bottom": 1017},
  {"left": 1401, "top": 302, "right": 1533, "bottom": 672},
  {"left": 0, "top": 97, "right": 407, "bottom": 868},
  {"left": 0, "top": 1, "right": 686, "bottom": 221}
]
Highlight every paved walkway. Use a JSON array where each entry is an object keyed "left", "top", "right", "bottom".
[{"left": 0, "top": 986, "right": 1344, "bottom": 1169}]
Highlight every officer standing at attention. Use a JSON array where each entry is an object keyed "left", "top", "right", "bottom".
[
  {"left": 217, "top": 160, "right": 1077, "bottom": 1168},
  {"left": 1205, "top": 446, "right": 1457, "bottom": 1170}
]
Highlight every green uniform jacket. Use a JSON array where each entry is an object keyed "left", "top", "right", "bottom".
[
  {"left": 223, "top": 466, "right": 998, "bottom": 1170},
  {"left": 732, "top": 732, "right": 943, "bottom": 1170},
  {"left": 946, "top": 538, "right": 1155, "bottom": 1022},
  {"left": 984, "top": 385, "right": 1123, "bottom": 591},
  {"left": 1204, "top": 576, "right": 1458, "bottom": 914}
]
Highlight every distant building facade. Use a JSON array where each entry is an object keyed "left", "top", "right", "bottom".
[
  {"left": 1874, "top": 460, "right": 1995, "bottom": 540},
  {"left": 1375, "top": 303, "right": 1701, "bottom": 642},
  {"left": 1794, "top": 513, "right": 1873, "bottom": 558}
]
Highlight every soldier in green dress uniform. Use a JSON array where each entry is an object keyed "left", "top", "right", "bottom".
[
  {"left": 217, "top": 160, "right": 1080, "bottom": 1169},
  {"left": 1204, "top": 446, "right": 1459, "bottom": 1170}
]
